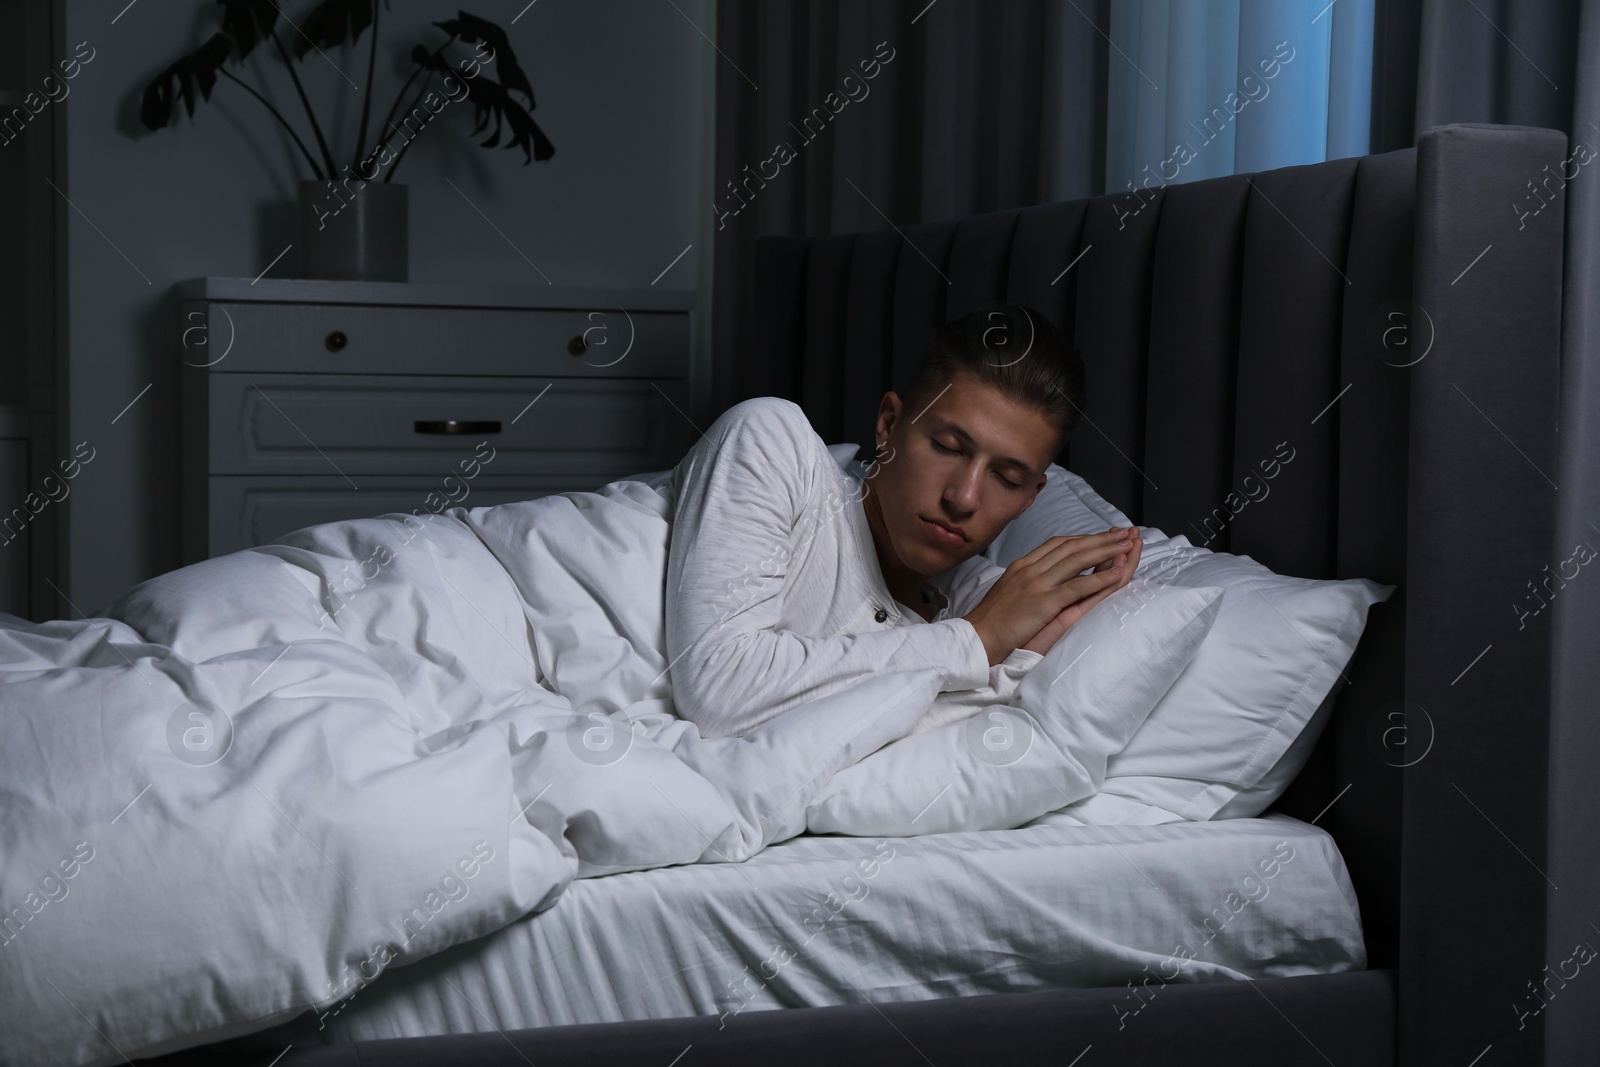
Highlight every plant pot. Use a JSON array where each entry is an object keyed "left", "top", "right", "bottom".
[{"left": 296, "top": 178, "right": 409, "bottom": 282}]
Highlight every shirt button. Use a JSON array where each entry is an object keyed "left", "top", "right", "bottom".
[{"left": 874, "top": 607, "right": 888, "bottom": 623}]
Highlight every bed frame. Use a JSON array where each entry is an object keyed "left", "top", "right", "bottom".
[{"left": 144, "top": 124, "right": 1594, "bottom": 1066}]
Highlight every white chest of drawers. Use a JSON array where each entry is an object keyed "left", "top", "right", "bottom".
[{"left": 177, "top": 278, "right": 698, "bottom": 562}]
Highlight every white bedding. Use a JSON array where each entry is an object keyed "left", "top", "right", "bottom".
[
  {"left": 230, "top": 813, "right": 1364, "bottom": 1047},
  {"left": 0, "top": 476, "right": 1337, "bottom": 1066}
]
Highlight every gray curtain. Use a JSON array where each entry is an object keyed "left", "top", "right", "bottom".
[
  {"left": 711, "top": 0, "right": 1110, "bottom": 414},
  {"left": 1410, "top": 3, "right": 1600, "bottom": 1065}
]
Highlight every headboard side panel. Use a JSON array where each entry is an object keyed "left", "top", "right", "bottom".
[{"left": 1402, "top": 123, "right": 1567, "bottom": 1067}]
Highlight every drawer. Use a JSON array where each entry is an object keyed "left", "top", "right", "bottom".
[
  {"left": 202, "top": 473, "right": 669, "bottom": 558},
  {"left": 203, "top": 374, "right": 694, "bottom": 476},
  {"left": 189, "top": 301, "right": 690, "bottom": 377}
]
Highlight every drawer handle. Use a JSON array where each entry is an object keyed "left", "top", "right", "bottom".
[
  {"left": 567, "top": 334, "right": 587, "bottom": 355},
  {"left": 325, "top": 330, "right": 348, "bottom": 352},
  {"left": 414, "top": 420, "right": 502, "bottom": 435}
]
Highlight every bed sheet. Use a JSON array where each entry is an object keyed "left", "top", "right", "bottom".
[{"left": 233, "top": 812, "right": 1363, "bottom": 1047}]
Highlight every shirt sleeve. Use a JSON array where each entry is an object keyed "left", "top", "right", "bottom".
[
  {"left": 910, "top": 645, "right": 1046, "bottom": 735},
  {"left": 664, "top": 397, "right": 992, "bottom": 739}
]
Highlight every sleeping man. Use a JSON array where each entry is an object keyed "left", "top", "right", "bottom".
[{"left": 663, "top": 302, "right": 1143, "bottom": 739}]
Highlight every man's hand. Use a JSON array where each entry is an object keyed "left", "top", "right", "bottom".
[
  {"left": 963, "top": 527, "right": 1143, "bottom": 667},
  {"left": 1017, "top": 527, "right": 1142, "bottom": 656}
]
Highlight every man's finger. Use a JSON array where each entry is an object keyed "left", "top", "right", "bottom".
[{"left": 1031, "top": 528, "right": 1135, "bottom": 573}]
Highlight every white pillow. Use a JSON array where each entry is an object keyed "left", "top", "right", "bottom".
[
  {"left": 1209, "top": 683, "right": 1342, "bottom": 819},
  {"left": 991, "top": 526, "right": 1393, "bottom": 820},
  {"left": 805, "top": 583, "right": 1224, "bottom": 836}
]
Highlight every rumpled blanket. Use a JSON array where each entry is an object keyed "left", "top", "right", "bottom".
[{"left": 0, "top": 480, "right": 1184, "bottom": 1066}]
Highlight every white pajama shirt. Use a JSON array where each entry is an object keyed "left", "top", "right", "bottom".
[{"left": 664, "top": 396, "right": 1043, "bottom": 739}]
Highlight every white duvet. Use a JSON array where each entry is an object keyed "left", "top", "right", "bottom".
[{"left": 0, "top": 480, "right": 1213, "bottom": 1067}]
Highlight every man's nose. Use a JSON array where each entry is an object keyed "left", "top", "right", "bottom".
[{"left": 944, "top": 468, "right": 982, "bottom": 511}]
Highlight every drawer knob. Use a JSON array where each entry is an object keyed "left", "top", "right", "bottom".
[
  {"left": 414, "top": 420, "right": 502, "bottom": 435},
  {"left": 567, "top": 334, "right": 587, "bottom": 356},
  {"left": 325, "top": 330, "right": 348, "bottom": 352}
]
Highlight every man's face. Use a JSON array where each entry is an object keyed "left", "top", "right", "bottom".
[{"left": 864, "top": 370, "right": 1059, "bottom": 579}]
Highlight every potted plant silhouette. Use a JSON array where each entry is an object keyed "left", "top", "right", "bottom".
[{"left": 137, "top": 1, "right": 553, "bottom": 282}]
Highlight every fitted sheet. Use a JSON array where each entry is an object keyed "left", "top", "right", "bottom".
[{"left": 235, "top": 812, "right": 1364, "bottom": 1047}]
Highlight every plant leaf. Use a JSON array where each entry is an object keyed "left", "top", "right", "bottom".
[
  {"left": 140, "top": 32, "right": 235, "bottom": 130},
  {"left": 213, "top": 0, "right": 280, "bottom": 59},
  {"left": 411, "top": 47, "right": 553, "bottom": 164},
  {"left": 432, "top": 10, "right": 536, "bottom": 107},
  {"left": 292, "top": 0, "right": 380, "bottom": 60}
]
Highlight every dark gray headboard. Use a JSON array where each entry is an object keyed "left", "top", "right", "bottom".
[{"left": 754, "top": 124, "right": 1582, "bottom": 1064}]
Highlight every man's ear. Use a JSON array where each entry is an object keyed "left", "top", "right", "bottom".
[{"left": 874, "top": 390, "right": 903, "bottom": 444}]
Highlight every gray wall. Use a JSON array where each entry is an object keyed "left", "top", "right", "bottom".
[{"left": 58, "top": 0, "right": 716, "bottom": 614}]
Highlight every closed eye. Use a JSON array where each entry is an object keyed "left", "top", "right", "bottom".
[{"left": 930, "top": 439, "right": 1024, "bottom": 489}]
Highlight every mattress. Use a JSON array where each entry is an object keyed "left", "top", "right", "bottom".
[{"left": 228, "top": 812, "right": 1364, "bottom": 1049}]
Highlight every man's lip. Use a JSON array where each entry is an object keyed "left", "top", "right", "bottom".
[{"left": 921, "top": 516, "right": 966, "bottom": 541}]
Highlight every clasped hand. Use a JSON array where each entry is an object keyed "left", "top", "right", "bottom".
[{"left": 963, "top": 526, "right": 1143, "bottom": 666}]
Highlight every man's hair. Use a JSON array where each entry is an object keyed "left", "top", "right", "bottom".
[{"left": 902, "top": 302, "right": 1086, "bottom": 466}]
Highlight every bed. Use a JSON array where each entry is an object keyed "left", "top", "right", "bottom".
[
  {"left": 41, "top": 122, "right": 1589, "bottom": 1066},
  {"left": 203, "top": 813, "right": 1362, "bottom": 1039}
]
